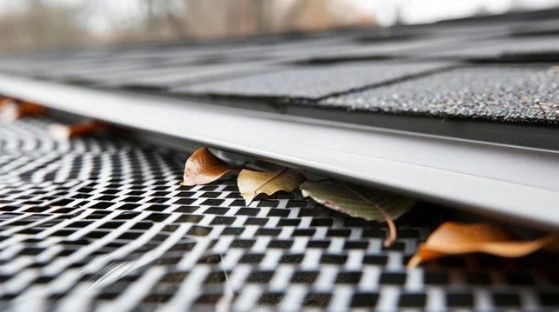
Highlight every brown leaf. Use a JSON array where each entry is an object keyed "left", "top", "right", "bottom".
[
  {"left": 0, "top": 101, "right": 46, "bottom": 122},
  {"left": 300, "top": 181, "right": 414, "bottom": 247},
  {"left": 182, "top": 147, "right": 231, "bottom": 186},
  {"left": 407, "top": 222, "right": 556, "bottom": 268},
  {"left": 237, "top": 168, "right": 305, "bottom": 205},
  {"left": 0, "top": 98, "right": 15, "bottom": 107},
  {"left": 48, "top": 120, "right": 107, "bottom": 140}
]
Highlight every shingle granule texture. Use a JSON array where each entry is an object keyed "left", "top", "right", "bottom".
[
  {"left": 425, "top": 36, "right": 559, "bottom": 60},
  {"left": 320, "top": 66, "right": 559, "bottom": 124},
  {"left": 171, "top": 61, "right": 452, "bottom": 99}
]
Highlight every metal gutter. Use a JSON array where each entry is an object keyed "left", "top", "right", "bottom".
[
  {"left": 191, "top": 95, "right": 559, "bottom": 150},
  {"left": 0, "top": 74, "right": 558, "bottom": 228}
]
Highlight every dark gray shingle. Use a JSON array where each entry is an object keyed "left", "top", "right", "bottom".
[
  {"left": 171, "top": 61, "right": 452, "bottom": 99},
  {"left": 320, "top": 66, "right": 559, "bottom": 124}
]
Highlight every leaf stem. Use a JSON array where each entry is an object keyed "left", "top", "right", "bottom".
[{"left": 344, "top": 185, "right": 397, "bottom": 247}]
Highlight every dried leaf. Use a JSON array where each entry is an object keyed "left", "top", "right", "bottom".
[
  {"left": 182, "top": 147, "right": 231, "bottom": 186},
  {"left": 48, "top": 120, "right": 107, "bottom": 140},
  {"left": 0, "top": 101, "right": 46, "bottom": 122},
  {"left": 407, "top": 222, "right": 556, "bottom": 268},
  {"left": 0, "top": 98, "right": 15, "bottom": 107},
  {"left": 237, "top": 168, "right": 305, "bottom": 205},
  {"left": 300, "top": 181, "right": 414, "bottom": 247},
  {"left": 0, "top": 101, "right": 21, "bottom": 122}
]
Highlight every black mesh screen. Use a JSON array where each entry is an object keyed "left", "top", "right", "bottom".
[{"left": 0, "top": 117, "right": 557, "bottom": 311}]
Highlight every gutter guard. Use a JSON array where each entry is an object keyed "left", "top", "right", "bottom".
[{"left": 0, "top": 74, "right": 558, "bottom": 228}]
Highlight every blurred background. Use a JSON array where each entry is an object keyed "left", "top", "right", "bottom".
[{"left": 1, "top": 0, "right": 558, "bottom": 52}]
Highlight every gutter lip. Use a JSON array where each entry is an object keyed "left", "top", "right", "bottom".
[{"left": 1, "top": 74, "right": 558, "bottom": 229}]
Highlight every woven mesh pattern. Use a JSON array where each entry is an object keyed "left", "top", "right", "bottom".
[{"left": 0, "top": 118, "right": 558, "bottom": 311}]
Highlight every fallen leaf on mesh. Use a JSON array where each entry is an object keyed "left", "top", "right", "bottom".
[
  {"left": 0, "top": 98, "right": 16, "bottom": 107},
  {"left": 237, "top": 168, "right": 305, "bottom": 205},
  {"left": 0, "top": 101, "right": 22, "bottom": 122},
  {"left": 0, "top": 101, "right": 46, "bottom": 122},
  {"left": 300, "top": 181, "right": 414, "bottom": 247},
  {"left": 407, "top": 222, "right": 556, "bottom": 268},
  {"left": 48, "top": 120, "right": 107, "bottom": 140},
  {"left": 182, "top": 147, "right": 232, "bottom": 186}
]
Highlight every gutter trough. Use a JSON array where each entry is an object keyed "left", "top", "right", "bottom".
[{"left": 0, "top": 74, "right": 558, "bottom": 228}]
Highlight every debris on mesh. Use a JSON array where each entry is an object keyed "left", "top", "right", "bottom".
[
  {"left": 48, "top": 120, "right": 108, "bottom": 140},
  {"left": 183, "top": 147, "right": 414, "bottom": 246},
  {"left": 0, "top": 100, "right": 46, "bottom": 123}
]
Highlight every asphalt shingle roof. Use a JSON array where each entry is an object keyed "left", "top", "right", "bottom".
[
  {"left": 171, "top": 61, "right": 451, "bottom": 99},
  {"left": 0, "top": 9, "right": 558, "bottom": 127},
  {"left": 320, "top": 66, "right": 559, "bottom": 124}
]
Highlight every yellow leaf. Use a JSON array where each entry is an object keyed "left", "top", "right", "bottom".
[
  {"left": 407, "top": 222, "right": 556, "bottom": 268},
  {"left": 300, "top": 181, "right": 414, "bottom": 247},
  {"left": 237, "top": 168, "right": 305, "bottom": 205},
  {"left": 182, "top": 147, "right": 231, "bottom": 186}
]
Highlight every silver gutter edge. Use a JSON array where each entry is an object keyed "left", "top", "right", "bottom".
[{"left": 0, "top": 74, "right": 558, "bottom": 228}]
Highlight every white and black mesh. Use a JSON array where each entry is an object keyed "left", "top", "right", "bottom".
[{"left": 0, "top": 117, "right": 557, "bottom": 311}]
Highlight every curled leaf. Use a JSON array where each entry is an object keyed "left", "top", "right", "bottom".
[
  {"left": 182, "top": 147, "right": 231, "bottom": 186},
  {"left": 300, "top": 181, "right": 414, "bottom": 247},
  {"left": 407, "top": 222, "right": 556, "bottom": 268},
  {"left": 48, "top": 120, "right": 107, "bottom": 140},
  {"left": 237, "top": 168, "right": 305, "bottom": 205},
  {"left": 0, "top": 101, "right": 46, "bottom": 122}
]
